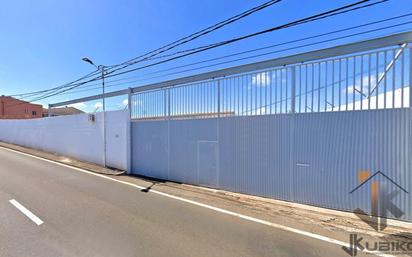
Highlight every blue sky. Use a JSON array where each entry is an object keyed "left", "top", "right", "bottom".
[{"left": 0, "top": 0, "right": 411, "bottom": 112}]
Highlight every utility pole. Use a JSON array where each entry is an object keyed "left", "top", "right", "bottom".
[
  {"left": 82, "top": 57, "right": 107, "bottom": 168},
  {"left": 100, "top": 65, "right": 107, "bottom": 168}
]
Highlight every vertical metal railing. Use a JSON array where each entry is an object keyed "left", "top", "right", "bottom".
[{"left": 131, "top": 45, "right": 411, "bottom": 120}]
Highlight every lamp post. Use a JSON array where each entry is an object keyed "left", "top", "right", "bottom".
[{"left": 82, "top": 57, "right": 107, "bottom": 168}]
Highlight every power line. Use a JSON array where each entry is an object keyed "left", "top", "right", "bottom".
[
  {"left": 51, "top": 14, "right": 412, "bottom": 95},
  {"left": 10, "top": 69, "right": 101, "bottom": 98},
  {"left": 10, "top": 0, "right": 282, "bottom": 100},
  {"left": 63, "top": 4, "right": 408, "bottom": 94},
  {"left": 99, "top": 0, "right": 390, "bottom": 80},
  {"left": 54, "top": 0, "right": 389, "bottom": 98},
  {"left": 107, "top": 0, "right": 384, "bottom": 76},
  {"left": 56, "top": 20, "right": 412, "bottom": 97},
  {"left": 98, "top": 13, "right": 412, "bottom": 86},
  {"left": 13, "top": 0, "right": 389, "bottom": 104},
  {"left": 149, "top": 12, "right": 412, "bottom": 62},
  {"left": 106, "top": 0, "right": 283, "bottom": 69}
]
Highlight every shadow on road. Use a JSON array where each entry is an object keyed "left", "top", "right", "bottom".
[
  {"left": 130, "top": 175, "right": 174, "bottom": 193},
  {"left": 141, "top": 182, "right": 157, "bottom": 193}
]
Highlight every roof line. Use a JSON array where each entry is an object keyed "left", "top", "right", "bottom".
[{"left": 1, "top": 96, "right": 42, "bottom": 107}]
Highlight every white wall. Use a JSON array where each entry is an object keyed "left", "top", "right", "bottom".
[
  {"left": 105, "top": 110, "right": 128, "bottom": 170},
  {"left": 0, "top": 110, "right": 128, "bottom": 170}
]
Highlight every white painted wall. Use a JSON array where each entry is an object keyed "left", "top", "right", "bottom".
[
  {"left": 0, "top": 110, "right": 128, "bottom": 170},
  {"left": 105, "top": 110, "right": 128, "bottom": 170}
]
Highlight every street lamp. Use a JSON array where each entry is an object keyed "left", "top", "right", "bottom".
[
  {"left": 82, "top": 57, "right": 107, "bottom": 168},
  {"left": 82, "top": 57, "right": 106, "bottom": 113}
]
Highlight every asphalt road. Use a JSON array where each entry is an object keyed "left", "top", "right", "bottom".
[{"left": 0, "top": 147, "right": 358, "bottom": 257}]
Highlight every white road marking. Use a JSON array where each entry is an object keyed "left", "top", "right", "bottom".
[
  {"left": 9, "top": 199, "right": 44, "bottom": 226},
  {"left": 0, "top": 146, "right": 394, "bottom": 257}
]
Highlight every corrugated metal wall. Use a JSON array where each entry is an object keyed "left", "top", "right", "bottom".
[
  {"left": 132, "top": 108, "right": 411, "bottom": 221},
  {"left": 130, "top": 42, "right": 412, "bottom": 221}
]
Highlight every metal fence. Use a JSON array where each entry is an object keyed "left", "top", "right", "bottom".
[
  {"left": 131, "top": 44, "right": 411, "bottom": 119},
  {"left": 50, "top": 32, "right": 412, "bottom": 221},
  {"left": 129, "top": 36, "right": 412, "bottom": 222}
]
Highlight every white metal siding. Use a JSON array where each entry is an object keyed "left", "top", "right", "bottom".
[{"left": 131, "top": 109, "right": 411, "bottom": 221}]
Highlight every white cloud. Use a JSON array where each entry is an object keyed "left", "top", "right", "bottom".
[
  {"left": 256, "top": 107, "right": 266, "bottom": 115},
  {"left": 134, "top": 99, "right": 143, "bottom": 106},
  {"left": 252, "top": 72, "right": 271, "bottom": 87},
  {"left": 343, "top": 73, "right": 383, "bottom": 95},
  {"left": 68, "top": 102, "right": 87, "bottom": 110},
  {"left": 94, "top": 102, "right": 103, "bottom": 110},
  {"left": 122, "top": 99, "right": 128, "bottom": 106}
]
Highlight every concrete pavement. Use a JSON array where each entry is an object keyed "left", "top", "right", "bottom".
[{"left": 0, "top": 147, "right": 376, "bottom": 257}]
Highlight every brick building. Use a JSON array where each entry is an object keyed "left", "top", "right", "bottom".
[{"left": 0, "top": 96, "right": 43, "bottom": 119}]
